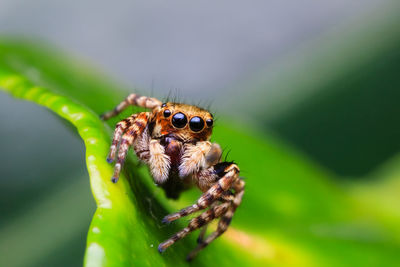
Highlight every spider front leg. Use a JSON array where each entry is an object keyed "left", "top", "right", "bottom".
[
  {"left": 107, "top": 112, "right": 149, "bottom": 183},
  {"left": 100, "top": 94, "right": 162, "bottom": 120}
]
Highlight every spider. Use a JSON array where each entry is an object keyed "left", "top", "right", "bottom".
[{"left": 101, "top": 94, "right": 245, "bottom": 261}]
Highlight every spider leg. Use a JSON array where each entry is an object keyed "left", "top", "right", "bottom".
[
  {"left": 107, "top": 114, "right": 137, "bottom": 163},
  {"left": 193, "top": 192, "right": 232, "bottom": 245},
  {"left": 100, "top": 94, "right": 162, "bottom": 120},
  {"left": 162, "top": 162, "right": 239, "bottom": 223},
  {"left": 158, "top": 202, "right": 231, "bottom": 253},
  {"left": 186, "top": 179, "right": 245, "bottom": 261},
  {"left": 196, "top": 202, "right": 219, "bottom": 244},
  {"left": 109, "top": 112, "right": 149, "bottom": 183},
  {"left": 197, "top": 225, "right": 208, "bottom": 244}
]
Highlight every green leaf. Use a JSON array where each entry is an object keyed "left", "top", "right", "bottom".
[{"left": 0, "top": 39, "right": 399, "bottom": 267}]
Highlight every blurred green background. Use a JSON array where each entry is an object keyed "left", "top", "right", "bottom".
[{"left": 1, "top": 1, "right": 400, "bottom": 266}]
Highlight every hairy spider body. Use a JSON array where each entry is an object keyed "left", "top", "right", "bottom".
[{"left": 101, "top": 94, "right": 245, "bottom": 261}]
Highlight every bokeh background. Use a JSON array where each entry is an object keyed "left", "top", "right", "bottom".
[{"left": 1, "top": 1, "right": 399, "bottom": 266}]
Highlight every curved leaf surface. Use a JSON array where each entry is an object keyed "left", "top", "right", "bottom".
[{"left": 1, "top": 39, "right": 399, "bottom": 267}]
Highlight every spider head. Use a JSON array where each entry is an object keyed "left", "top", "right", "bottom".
[{"left": 151, "top": 102, "right": 214, "bottom": 142}]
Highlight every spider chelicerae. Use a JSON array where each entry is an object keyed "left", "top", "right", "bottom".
[{"left": 101, "top": 94, "right": 245, "bottom": 261}]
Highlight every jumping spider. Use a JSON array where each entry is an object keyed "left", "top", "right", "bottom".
[{"left": 101, "top": 94, "right": 245, "bottom": 261}]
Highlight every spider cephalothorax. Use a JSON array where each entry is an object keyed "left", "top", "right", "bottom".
[
  {"left": 101, "top": 94, "right": 245, "bottom": 261},
  {"left": 151, "top": 102, "right": 214, "bottom": 142}
]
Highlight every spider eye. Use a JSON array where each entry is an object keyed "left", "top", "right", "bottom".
[
  {"left": 206, "top": 119, "right": 213, "bottom": 127},
  {"left": 163, "top": 109, "right": 171, "bottom": 118},
  {"left": 161, "top": 103, "right": 167, "bottom": 107},
  {"left": 189, "top": 117, "right": 205, "bottom": 132},
  {"left": 172, "top": 112, "right": 187, "bottom": 128}
]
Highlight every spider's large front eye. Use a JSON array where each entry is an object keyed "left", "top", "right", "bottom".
[
  {"left": 172, "top": 112, "right": 187, "bottom": 128},
  {"left": 189, "top": 117, "right": 204, "bottom": 132}
]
